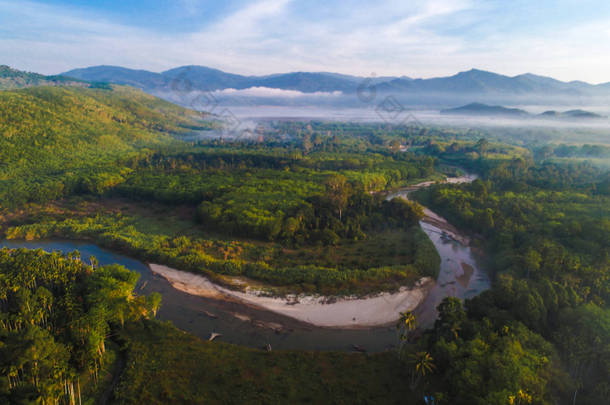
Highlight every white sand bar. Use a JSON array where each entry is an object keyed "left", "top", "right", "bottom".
[{"left": 149, "top": 264, "right": 433, "bottom": 328}]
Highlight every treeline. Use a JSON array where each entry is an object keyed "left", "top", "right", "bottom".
[
  {"left": 272, "top": 120, "right": 482, "bottom": 154},
  {"left": 535, "top": 143, "right": 610, "bottom": 160},
  {"left": 136, "top": 145, "right": 436, "bottom": 175},
  {"left": 0, "top": 248, "right": 160, "bottom": 404}
]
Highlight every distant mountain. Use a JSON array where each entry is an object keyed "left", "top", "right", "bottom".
[
  {"left": 441, "top": 103, "right": 529, "bottom": 117},
  {"left": 442, "top": 103, "right": 606, "bottom": 120},
  {"left": 64, "top": 65, "right": 380, "bottom": 94},
  {"left": 161, "top": 65, "right": 250, "bottom": 90},
  {"left": 61, "top": 65, "right": 610, "bottom": 107},
  {"left": 61, "top": 65, "right": 166, "bottom": 89},
  {"left": 254, "top": 72, "right": 358, "bottom": 93},
  {"left": 375, "top": 69, "right": 597, "bottom": 97},
  {"left": 540, "top": 109, "right": 605, "bottom": 119},
  {"left": 0, "top": 65, "right": 85, "bottom": 90}
]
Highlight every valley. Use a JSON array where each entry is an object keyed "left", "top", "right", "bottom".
[
  {"left": 5, "top": 1, "right": 610, "bottom": 403},
  {"left": 0, "top": 69, "right": 607, "bottom": 404}
]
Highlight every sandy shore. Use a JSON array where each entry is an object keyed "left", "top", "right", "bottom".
[
  {"left": 420, "top": 208, "right": 470, "bottom": 245},
  {"left": 149, "top": 264, "right": 433, "bottom": 328}
]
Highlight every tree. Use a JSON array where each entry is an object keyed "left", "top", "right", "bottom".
[
  {"left": 523, "top": 249, "right": 542, "bottom": 279},
  {"left": 398, "top": 311, "right": 417, "bottom": 332},
  {"left": 534, "top": 145, "right": 554, "bottom": 161},
  {"left": 409, "top": 351, "right": 435, "bottom": 389},
  {"left": 146, "top": 293, "right": 162, "bottom": 317},
  {"left": 475, "top": 138, "right": 489, "bottom": 157},
  {"left": 389, "top": 139, "right": 401, "bottom": 152},
  {"left": 325, "top": 174, "right": 350, "bottom": 221},
  {"left": 434, "top": 297, "right": 466, "bottom": 341},
  {"left": 302, "top": 134, "right": 313, "bottom": 154},
  {"left": 509, "top": 389, "right": 533, "bottom": 404},
  {"left": 396, "top": 311, "right": 417, "bottom": 358},
  {"left": 384, "top": 199, "right": 424, "bottom": 227}
]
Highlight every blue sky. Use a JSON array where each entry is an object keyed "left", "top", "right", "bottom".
[{"left": 2, "top": 0, "right": 610, "bottom": 83}]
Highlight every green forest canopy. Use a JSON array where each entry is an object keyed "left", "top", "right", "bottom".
[{"left": 0, "top": 83, "right": 608, "bottom": 403}]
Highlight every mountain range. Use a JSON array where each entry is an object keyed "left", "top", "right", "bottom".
[
  {"left": 3, "top": 64, "right": 610, "bottom": 108},
  {"left": 63, "top": 65, "right": 370, "bottom": 93},
  {"left": 62, "top": 65, "right": 610, "bottom": 99}
]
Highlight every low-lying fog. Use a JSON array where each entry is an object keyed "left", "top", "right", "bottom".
[
  {"left": 158, "top": 90, "right": 609, "bottom": 122},
  {"left": 159, "top": 89, "right": 610, "bottom": 146},
  {"left": 224, "top": 106, "right": 610, "bottom": 129}
]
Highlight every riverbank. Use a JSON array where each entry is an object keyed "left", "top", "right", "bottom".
[
  {"left": 420, "top": 207, "right": 470, "bottom": 245},
  {"left": 149, "top": 263, "right": 433, "bottom": 328},
  {"left": 385, "top": 174, "right": 478, "bottom": 246}
]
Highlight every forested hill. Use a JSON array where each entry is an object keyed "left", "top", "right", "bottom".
[
  {"left": 0, "top": 65, "right": 86, "bottom": 90},
  {"left": 0, "top": 85, "right": 212, "bottom": 207}
]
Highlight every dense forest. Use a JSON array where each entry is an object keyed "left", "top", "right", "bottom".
[
  {"left": 2, "top": 137, "right": 441, "bottom": 294},
  {"left": 412, "top": 156, "right": 609, "bottom": 403},
  {"left": 0, "top": 248, "right": 160, "bottom": 404},
  {"left": 0, "top": 84, "right": 608, "bottom": 403},
  {"left": 0, "top": 85, "right": 213, "bottom": 207}
]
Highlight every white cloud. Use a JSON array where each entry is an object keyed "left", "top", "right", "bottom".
[{"left": 213, "top": 87, "right": 342, "bottom": 97}]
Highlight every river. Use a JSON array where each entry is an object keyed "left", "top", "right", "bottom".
[
  {"left": 386, "top": 173, "right": 490, "bottom": 327},
  {"left": 0, "top": 174, "right": 489, "bottom": 352}
]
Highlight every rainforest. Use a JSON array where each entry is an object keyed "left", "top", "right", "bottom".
[{"left": 0, "top": 79, "right": 606, "bottom": 405}]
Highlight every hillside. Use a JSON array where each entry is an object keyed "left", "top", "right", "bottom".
[
  {"left": 0, "top": 85, "right": 212, "bottom": 207},
  {"left": 0, "top": 65, "right": 86, "bottom": 90}
]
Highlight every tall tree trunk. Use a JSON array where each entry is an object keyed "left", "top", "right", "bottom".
[{"left": 77, "top": 378, "right": 82, "bottom": 405}]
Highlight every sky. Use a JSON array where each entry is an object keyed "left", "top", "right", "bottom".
[{"left": 2, "top": 0, "right": 610, "bottom": 83}]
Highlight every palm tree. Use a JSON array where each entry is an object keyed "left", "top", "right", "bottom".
[
  {"left": 509, "top": 389, "right": 533, "bottom": 404},
  {"left": 409, "top": 351, "right": 435, "bottom": 389},
  {"left": 398, "top": 311, "right": 417, "bottom": 332},
  {"left": 396, "top": 311, "right": 417, "bottom": 359},
  {"left": 146, "top": 292, "right": 162, "bottom": 317}
]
